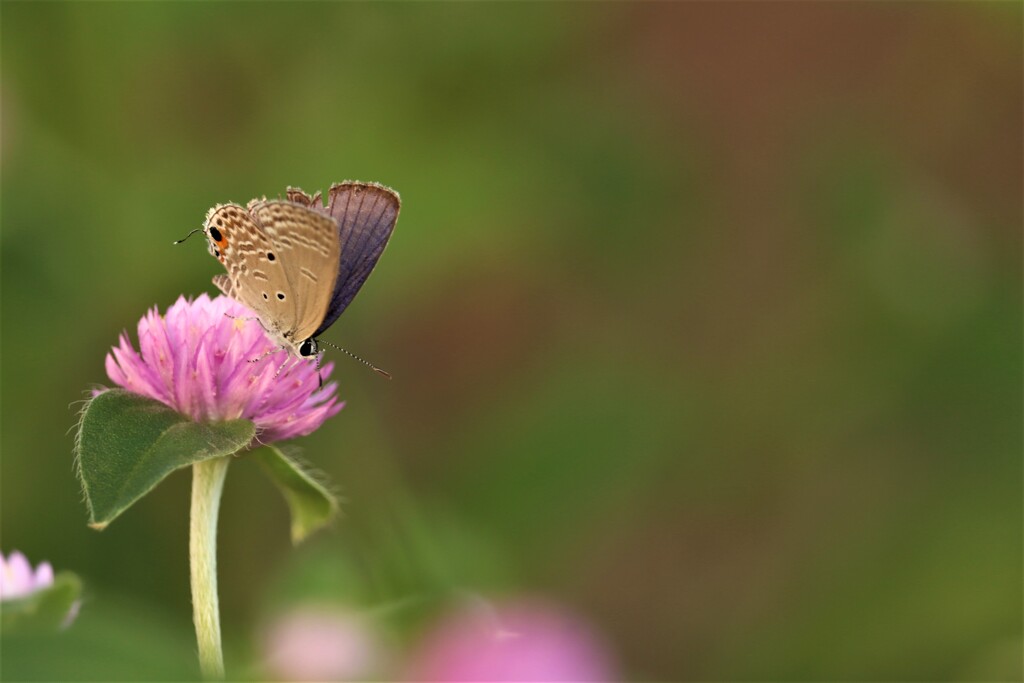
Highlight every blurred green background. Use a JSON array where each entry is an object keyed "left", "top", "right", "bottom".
[{"left": 2, "top": 2, "right": 1021, "bottom": 680}]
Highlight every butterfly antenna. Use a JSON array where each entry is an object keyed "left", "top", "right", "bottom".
[
  {"left": 173, "top": 228, "right": 203, "bottom": 245},
  {"left": 317, "top": 339, "right": 392, "bottom": 379}
]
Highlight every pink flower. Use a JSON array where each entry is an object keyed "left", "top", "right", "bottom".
[
  {"left": 261, "top": 607, "right": 385, "bottom": 681},
  {"left": 406, "top": 598, "right": 617, "bottom": 682},
  {"left": 105, "top": 294, "right": 342, "bottom": 443},
  {"left": 1, "top": 550, "right": 81, "bottom": 628},
  {"left": 0, "top": 550, "right": 54, "bottom": 601}
]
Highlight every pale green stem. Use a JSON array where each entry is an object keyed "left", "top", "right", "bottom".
[{"left": 190, "top": 456, "right": 231, "bottom": 680}]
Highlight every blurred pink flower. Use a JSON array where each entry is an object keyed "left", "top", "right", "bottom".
[
  {"left": 407, "top": 598, "right": 617, "bottom": 682},
  {"left": 0, "top": 549, "right": 80, "bottom": 628},
  {"left": 262, "top": 607, "right": 384, "bottom": 681},
  {"left": 0, "top": 550, "right": 54, "bottom": 601},
  {"left": 105, "top": 294, "right": 342, "bottom": 443}
]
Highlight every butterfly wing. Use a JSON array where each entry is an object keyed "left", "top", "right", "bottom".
[
  {"left": 211, "top": 274, "right": 235, "bottom": 298},
  {"left": 308, "top": 181, "right": 400, "bottom": 338},
  {"left": 204, "top": 203, "right": 282, "bottom": 326},
  {"left": 247, "top": 200, "right": 341, "bottom": 343}
]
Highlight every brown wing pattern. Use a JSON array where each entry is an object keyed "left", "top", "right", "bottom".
[
  {"left": 203, "top": 203, "right": 280, "bottom": 326},
  {"left": 247, "top": 200, "right": 341, "bottom": 343}
]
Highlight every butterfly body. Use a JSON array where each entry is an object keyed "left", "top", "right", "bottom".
[{"left": 202, "top": 182, "right": 400, "bottom": 358}]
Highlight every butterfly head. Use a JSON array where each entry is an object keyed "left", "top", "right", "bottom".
[{"left": 298, "top": 338, "right": 318, "bottom": 358}]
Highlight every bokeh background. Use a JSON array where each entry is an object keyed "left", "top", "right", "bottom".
[{"left": 2, "top": 2, "right": 1021, "bottom": 681}]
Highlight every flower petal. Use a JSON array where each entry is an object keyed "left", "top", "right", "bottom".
[
  {"left": 33, "top": 561, "right": 54, "bottom": 590},
  {"left": 4, "top": 551, "right": 33, "bottom": 599}
]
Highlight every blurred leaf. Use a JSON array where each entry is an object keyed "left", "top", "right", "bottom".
[
  {"left": 1, "top": 572, "right": 82, "bottom": 634},
  {"left": 255, "top": 445, "right": 338, "bottom": 544},
  {"left": 75, "top": 390, "right": 254, "bottom": 529}
]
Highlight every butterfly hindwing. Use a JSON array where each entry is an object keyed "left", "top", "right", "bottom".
[
  {"left": 204, "top": 203, "right": 280, "bottom": 326},
  {"left": 211, "top": 274, "right": 235, "bottom": 298}
]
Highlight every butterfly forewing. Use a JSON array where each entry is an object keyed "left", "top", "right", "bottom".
[
  {"left": 311, "top": 182, "right": 400, "bottom": 337},
  {"left": 248, "top": 200, "right": 341, "bottom": 343}
]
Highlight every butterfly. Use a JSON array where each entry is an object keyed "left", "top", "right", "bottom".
[{"left": 197, "top": 181, "right": 399, "bottom": 375}]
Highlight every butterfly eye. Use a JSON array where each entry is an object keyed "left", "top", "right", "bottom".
[{"left": 299, "top": 339, "right": 316, "bottom": 357}]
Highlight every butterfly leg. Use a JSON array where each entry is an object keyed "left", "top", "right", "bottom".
[
  {"left": 225, "top": 313, "right": 272, "bottom": 333},
  {"left": 248, "top": 345, "right": 286, "bottom": 365},
  {"left": 273, "top": 354, "right": 297, "bottom": 380}
]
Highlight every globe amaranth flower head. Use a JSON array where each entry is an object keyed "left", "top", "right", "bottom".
[
  {"left": 105, "top": 294, "right": 342, "bottom": 443},
  {"left": 0, "top": 550, "right": 54, "bottom": 601}
]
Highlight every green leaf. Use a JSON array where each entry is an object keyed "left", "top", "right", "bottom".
[
  {"left": 1, "top": 572, "right": 83, "bottom": 634},
  {"left": 255, "top": 445, "right": 339, "bottom": 544},
  {"left": 75, "top": 390, "right": 255, "bottom": 528}
]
